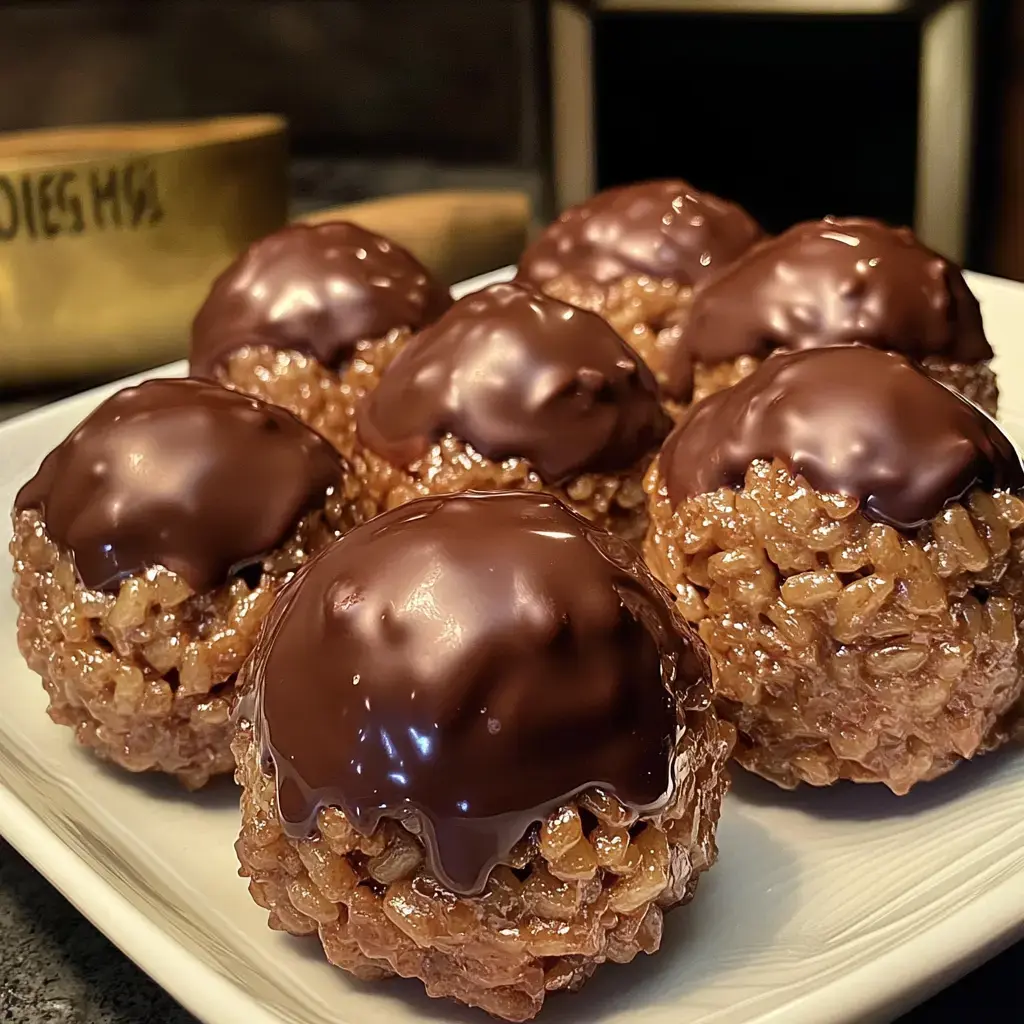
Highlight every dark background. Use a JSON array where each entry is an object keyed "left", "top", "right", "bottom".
[
  {"left": 1, "top": 2, "right": 1023, "bottom": 1022},
  {"left": 593, "top": 14, "right": 924, "bottom": 235},
  {"left": 1, "top": 1, "right": 1020, "bottom": 273},
  {"left": 0, "top": 0, "right": 545, "bottom": 215},
  {"left": 590, "top": 3, "right": 1015, "bottom": 272}
]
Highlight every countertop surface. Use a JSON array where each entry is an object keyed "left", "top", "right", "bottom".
[{"left": 0, "top": 840, "right": 191, "bottom": 1023}]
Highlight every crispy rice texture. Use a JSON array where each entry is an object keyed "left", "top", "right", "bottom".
[
  {"left": 208, "top": 331, "right": 409, "bottom": 459},
  {"left": 537, "top": 272, "right": 692, "bottom": 383},
  {"left": 10, "top": 494, "right": 358, "bottom": 789},
  {"left": 232, "top": 704, "right": 733, "bottom": 1021},
  {"left": 218, "top": 329, "right": 660, "bottom": 541},
  {"left": 644, "top": 458, "right": 1024, "bottom": 794},
  {"left": 353, "top": 436, "right": 653, "bottom": 545}
]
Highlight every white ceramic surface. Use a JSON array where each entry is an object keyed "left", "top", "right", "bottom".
[{"left": 2, "top": 268, "right": 1023, "bottom": 1024}]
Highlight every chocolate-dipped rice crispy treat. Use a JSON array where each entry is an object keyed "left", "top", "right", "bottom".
[
  {"left": 645, "top": 345, "right": 1024, "bottom": 794},
  {"left": 12, "top": 378, "right": 355, "bottom": 789},
  {"left": 516, "top": 180, "right": 762, "bottom": 376},
  {"left": 189, "top": 220, "right": 452, "bottom": 454},
  {"left": 354, "top": 282, "right": 671, "bottom": 543},
  {"left": 234, "top": 491, "right": 733, "bottom": 1021},
  {"left": 663, "top": 216, "right": 996, "bottom": 411}
]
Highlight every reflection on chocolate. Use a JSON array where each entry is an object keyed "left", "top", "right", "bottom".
[
  {"left": 190, "top": 221, "right": 452, "bottom": 376},
  {"left": 517, "top": 180, "right": 763, "bottom": 288},
  {"left": 660, "top": 346, "right": 1023, "bottom": 529},
  {"left": 357, "top": 283, "right": 670, "bottom": 483},
  {"left": 248, "top": 490, "right": 708, "bottom": 895},
  {"left": 665, "top": 217, "right": 990, "bottom": 400},
  {"left": 15, "top": 378, "right": 342, "bottom": 592}
]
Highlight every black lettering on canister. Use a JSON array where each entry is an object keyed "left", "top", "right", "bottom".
[
  {"left": 0, "top": 176, "right": 18, "bottom": 241},
  {"left": 90, "top": 167, "right": 121, "bottom": 229}
]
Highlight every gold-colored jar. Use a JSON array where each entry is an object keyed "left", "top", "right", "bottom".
[{"left": 0, "top": 115, "right": 288, "bottom": 387}]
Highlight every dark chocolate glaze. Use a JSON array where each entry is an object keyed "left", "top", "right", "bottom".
[
  {"left": 15, "top": 378, "right": 342, "bottom": 593},
  {"left": 665, "top": 216, "right": 991, "bottom": 401},
  {"left": 357, "top": 283, "right": 670, "bottom": 483},
  {"left": 516, "top": 179, "right": 763, "bottom": 289},
  {"left": 190, "top": 221, "right": 452, "bottom": 376},
  {"left": 660, "top": 346, "right": 1023, "bottom": 529},
  {"left": 247, "top": 490, "right": 709, "bottom": 895}
]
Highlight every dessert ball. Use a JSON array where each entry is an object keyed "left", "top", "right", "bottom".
[
  {"left": 11, "top": 378, "right": 355, "bottom": 789},
  {"left": 234, "top": 490, "right": 732, "bottom": 1021},
  {"left": 663, "top": 216, "right": 996, "bottom": 411},
  {"left": 644, "top": 345, "right": 1024, "bottom": 794},
  {"left": 189, "top": 220, "right": 452, "bottom": 454},
  {"left": 516, "top": 180, "right": 762, "bottom": 374},
  {"left": 354, "top": 282, "right": 671, "bottom": 542}
]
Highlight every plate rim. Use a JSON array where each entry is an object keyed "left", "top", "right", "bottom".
[{"left": 2, "top": 265, "right": 1023, "bottom": 1024}]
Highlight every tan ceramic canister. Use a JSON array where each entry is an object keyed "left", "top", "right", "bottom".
[{"left": 0, "top": 115, "right": 288, "bottom": 387}]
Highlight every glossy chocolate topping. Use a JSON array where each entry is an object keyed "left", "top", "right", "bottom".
[
  {"left": 357, "top": 283, "right": 670, "bottom": 483},
  {"left": 247, "top": 490, "right": 708, "bottom": 895},
  {"left": 660, "top": 346, "right": 1023, "bottom": 529},
  {"left": 190, "top": 221, "right": 452, "bottom": 375},
  {"left": 665, "top": 216, "right": 990, "bottom": 401},
  {"left": 15, "top": 378, "right": 342, "bottom": 592},
  {"left": 516, "top": 179, "right": 763, "bottom": 289}
]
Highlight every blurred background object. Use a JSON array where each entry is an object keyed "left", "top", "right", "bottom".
[
  {"left": 301, "top": 191, "right": 532, "bottom": 286},
  {"left": 1, "top": 0, "right": 1022, "bottom": 393},
  {"left": 0, "top": 116, "right": 288, "bottom": 388},
  {"left": 550, "top": 0, "right": 1012, "bottom": 269},
  {"left": 1, "top": 1, "right": 1019, "bottom": 273},
  {"left": 0, "top": 0, "right": 547, "bottom": 219},
  {"left": 0, "top": 0, "right": 544, "bottom": 395}
]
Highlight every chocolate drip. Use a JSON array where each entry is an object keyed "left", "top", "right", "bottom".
[
  {"left": 247, "top": 491, "right": 709, "bottom": 895},
  {"left": 660, "top": 346, "right": 1022, "bottom": 529},
  {"left": 517, "top": 179, "right": 763, "bottom": 288},
  {"left": 190, "top": 221, "right": 452, "bottom": 376},
  {"left": 665, "top": 217, "right": 990, "bottom": 401},
  {"left": 15, "top": 378, "right": 342, "bottom": 592},
  {"left": 357, "top": 283, "right": 670, "bottom": 483}
]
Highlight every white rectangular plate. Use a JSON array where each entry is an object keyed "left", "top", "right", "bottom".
[{"left": 2, "top": 268, "right": 1024, "bottom": 1024}]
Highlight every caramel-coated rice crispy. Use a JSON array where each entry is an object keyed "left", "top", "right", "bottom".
[
  {"left": 232, "top": 705, "right": 733, "bottom": 1021},
  {"left": 207, "top": 331, "right": 409, "bottom": 457},
  {"left": 355, "top": 437, "right": 652, "bottom": 544},
  {"left": 644, "top": 458, "right": 1024, "bottom": 793},
  {"left": 10, "top": 494, "right": 357, "bottom": 789},
  {"left": 538, "top": 272, "right": 691, "bottom": 383}
]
